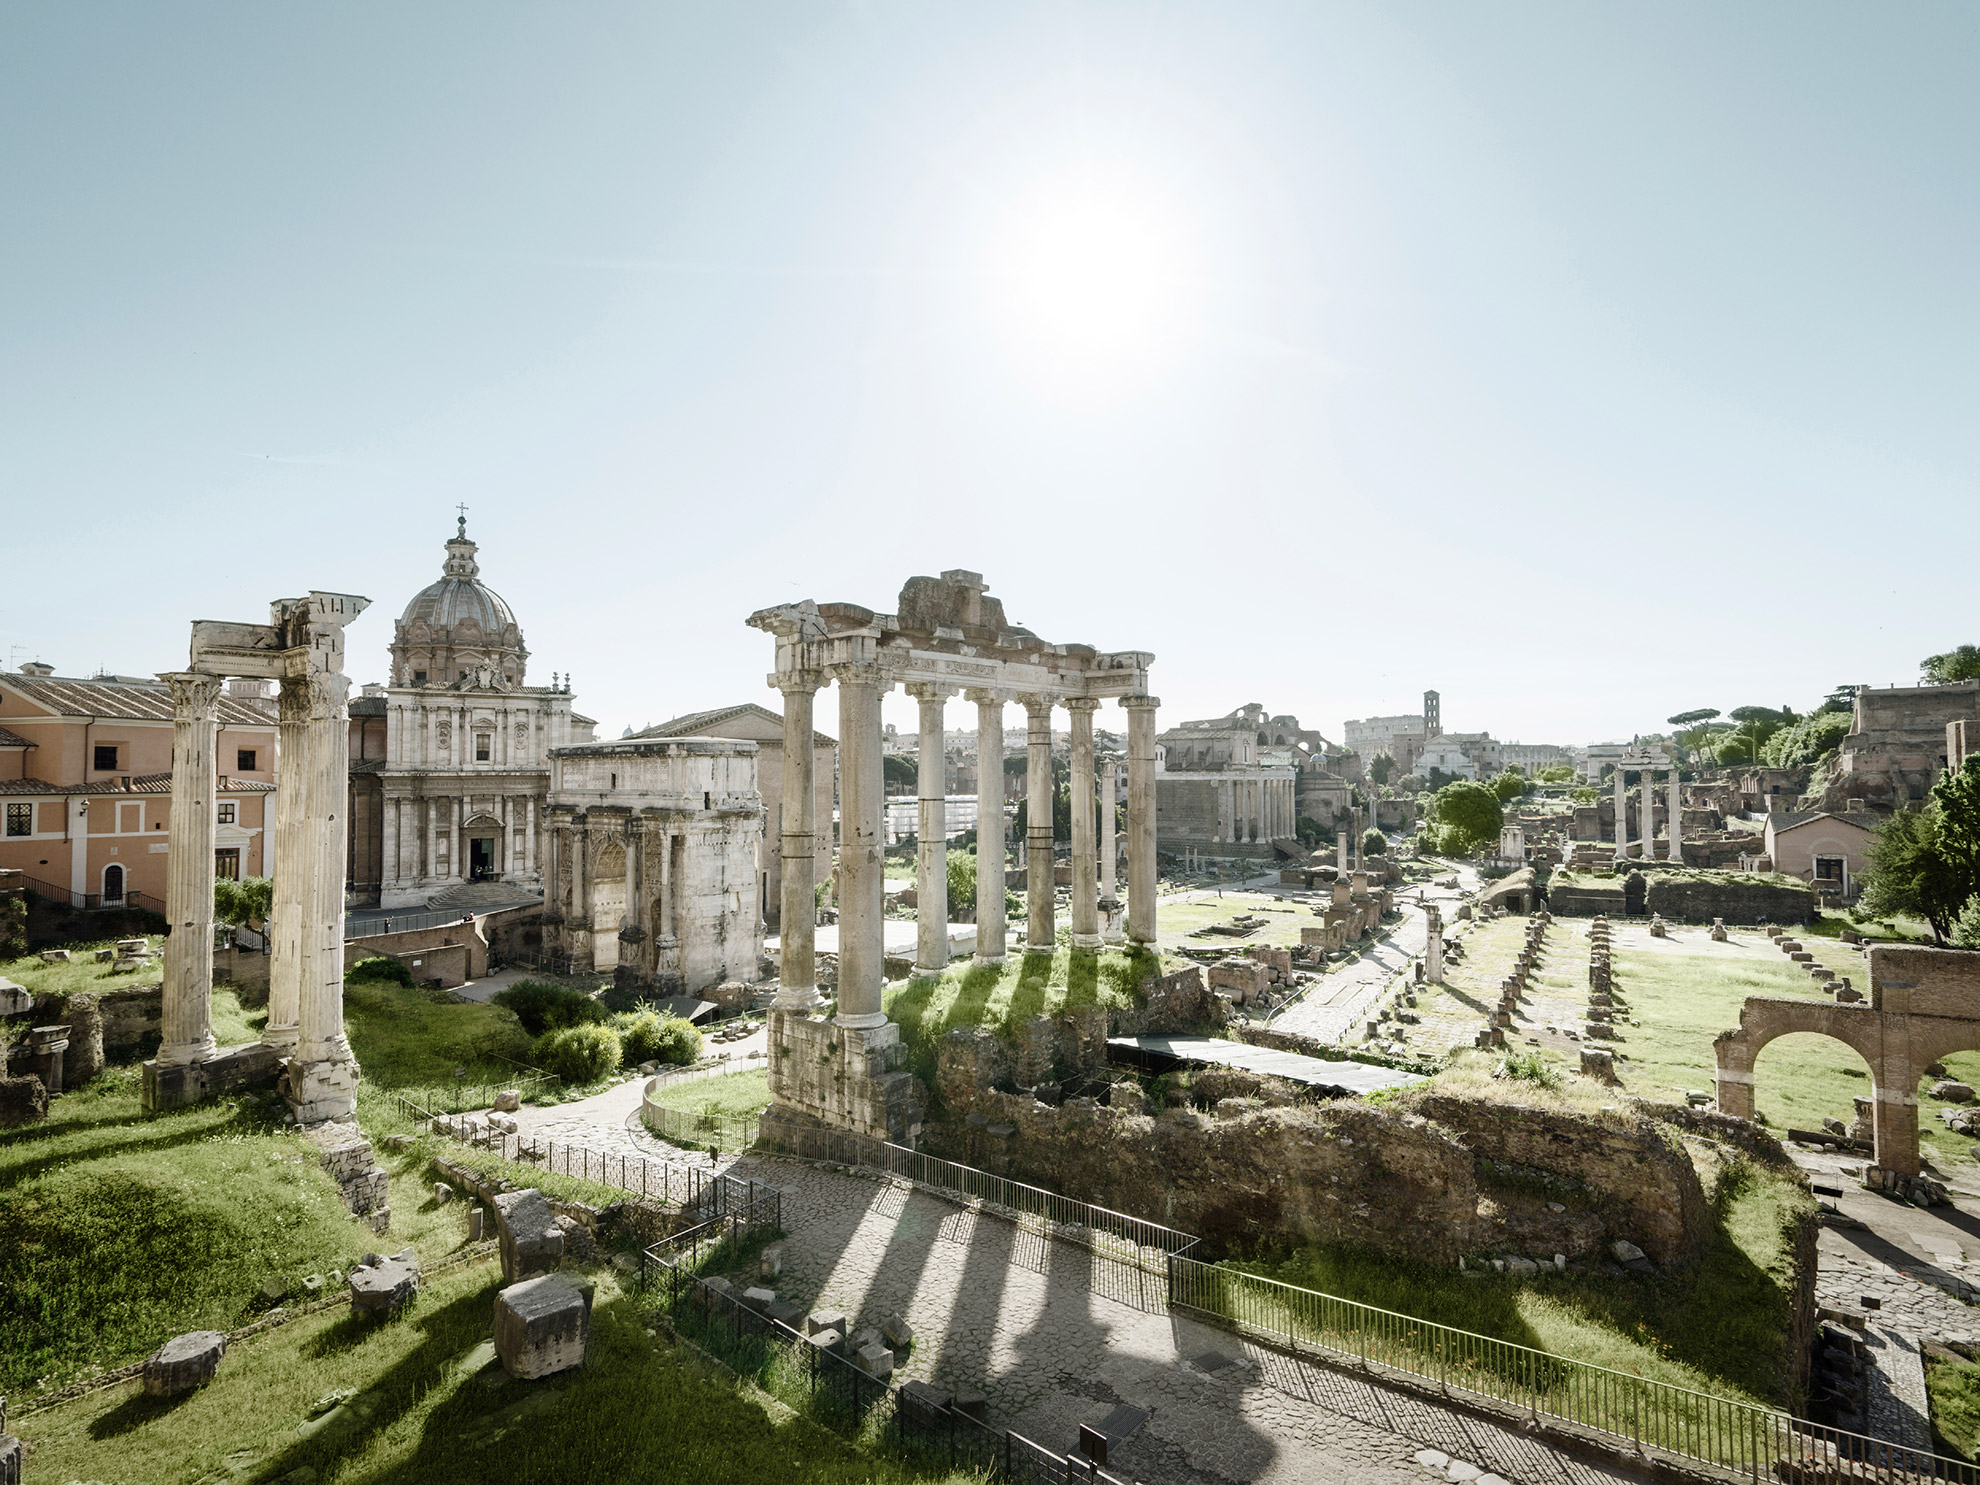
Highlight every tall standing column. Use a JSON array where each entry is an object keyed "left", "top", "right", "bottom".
[
  {"left": 910, "top": 684, "right": 953, "bottom": 976},
  {"left": 1614, "top": 767, "right": 1629, "bottom": 857},
  {"left": 157, "top": 672, "right": 224, "bottom": 1068},
  {"left": 1667, "top": 768, "right": 1684, "bottom": 866},
  {"left": 970, "top": 691, "right": 1008, "bottom": 964},
  {"left": 835, "top": 663, "right": 888, "bottom": 1029},
  {"left": 774, "top": 674, "right": 823, "bottom": 1009},
  {"left": 1639, "top": 769, "right": 1655, "bottom": 863},
  {"left": 264, "top": 677, "right": 307, "bottom": 1054},
  {"left": 1099, "top": 757, "right": 1122, "bottom": 944},
  {"left": 297, "top": 670, "right": 355, "bottom": 1079},
  {"left": 1068, "top": 699, "right": 1100, "bottom": 950},
  {"left": 1022, "top": 697, "right": 1055, "bottom": 953},
  {"left": 1125, "top": 696, "right": 1159, "bottom": 948}
]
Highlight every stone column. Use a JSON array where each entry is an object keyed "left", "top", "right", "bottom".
[
  {"left": 1099, "top": 757, "right": 1122, "bottom": 944},
  {"left": 1666, "top": 768, "right": 1684, "bottom": 866},
  {"left": 157, "top": 672, "right": 224, "bottom": 1068},
  {"left": 910, "top": 684, "right": 953, "bottom": 976},
  {"left": 264, "top": 677, "right": 307, "bottom": 1054},
  {"left": 1425, "top": 903, "right": 1444, "bottom": 983},
  {"left": 1022, "top": 696, "right": 1055, "bottom": 953},
  {"left": 1639, "top": 770, "right": 1656, "bottom": 863},
  {"left": 835, "top": 663, "right": 888, "bottom": 1029},
  {"left": 1067, "top": 698, "right": 1100, "bottom": 950},
  {"left": 774, "top": 674, "right": 823, "bottom": 1010},
  {"left": 291, "top": 669, "right": 357, "bottom": 1120},
  {"left": 1614, "top": 767, "right": 1629, "bottom": 857},
  {"left": 1337, "top": 828, "right": 1348, "bottom": 871},
  {"left": 1125, "top": 696, "right": 1159, "bottom": 948},
  {"left": 970, "top": 690, "right": 1008, "bottom": 964}
]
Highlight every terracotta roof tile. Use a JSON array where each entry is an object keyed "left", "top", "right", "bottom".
[{"left": 1, "top": 674, "right": 276, "bottom": 726}]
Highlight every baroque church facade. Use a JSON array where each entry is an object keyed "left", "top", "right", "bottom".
[{"left": 347, "top": 519, "right": 596, "bottom": 908}]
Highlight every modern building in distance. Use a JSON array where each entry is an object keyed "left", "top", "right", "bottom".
[{"left": 0, "top": 665, "right": 278, "bottom": 908}]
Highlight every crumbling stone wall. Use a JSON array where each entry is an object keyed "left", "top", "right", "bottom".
[{"left": 1645, "top": 876, "right": 1815, "bottom": 925}]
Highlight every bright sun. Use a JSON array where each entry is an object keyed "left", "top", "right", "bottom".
[{"left": 989, "top": 175, "right": 1199, "bottom": 379}]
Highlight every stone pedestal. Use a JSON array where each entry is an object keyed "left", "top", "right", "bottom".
[
  {"left": 144, "top": 1041, "right": 281, "bottom": 1113},
  {"left": 494, "top": 1275, "right": 591, "bottom": 1379},
  {"left": 349, "top": 1249, "right": 422, "bottom": 1319},
  {"left": 765, "top": 1008, "right": 922, "bottom": 1145},
  {"left": 143, "top": 1331, "right": 228, "bottom": 1396},
  {"left": 493, "top": 1189, "right": 565, "bottom": 1282}
]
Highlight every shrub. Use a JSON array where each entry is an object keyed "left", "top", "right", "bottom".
[
  {"left": 616, "top": 1008, "right": 700, "bottom": 1065},
  {"left": 1492, "top": 1050, "right": 1561, "bottom": 1089},
  {"left": 1362, "top": 829, "right": 1388, "bottom": 857},
  {"left": 345, "top": 955, "right": 414, "bottom": 987},
  {"left": 0, "top": 895, "right": 24, "bottom": 960},
  {"left": 650, "top": 1015, "right": 701, "bottom": 1066},
  {"left": 532, "top": 1022, "right": 622, "bottom": 1084},
  {"left": 495, "top": 979, "right": 607, "bottom": 1036}
]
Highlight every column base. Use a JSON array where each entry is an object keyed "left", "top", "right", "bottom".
[
  {"left": 835, "top": 1009, "right": 889, "bottom": 1031},
  {"left": 1071, "top": 933, "right": 1104, "bottom": 951},
  {"left": 155, "top": 1034, "right": 219, "bottom": 1069},
  {"left": 141, "top": 1043, "right": 281, "bottom": 1113},
  {"left": 1024, "top": 939, "right": 1055, "bottom": 955},
  {"left": 972, "top": 952, "right": 1007, "bottom": 967},
  {"left": 282, "top": 1056, "right": 359, "bottom": 1124},
  {"left": 765, "top": 1009, "right": 922, "bottom": 1145},
  {"left": 911, "top": 961, "right": 947, "bottom": 979},
  {"left": 773, "top": 983, "right": 822, "bottom": 1012}
]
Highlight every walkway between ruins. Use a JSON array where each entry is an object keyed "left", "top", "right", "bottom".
[{"left": 506, "top": 1069, "right": 1639, "bottom": 1485}]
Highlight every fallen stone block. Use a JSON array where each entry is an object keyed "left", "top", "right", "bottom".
[
  {"left": 855, "top": 1342, "right": 895, "bottom": 1380},
  {"left": 493, "top": 1188, "right": 564, "bottom": 1282},
  {"left": 806, "top": 1309, "right": 848, "bottom": 1337},
  {"left": 881, "top": 1313, "right": 914, "bottom": 1350},
  {"left": 349, "top": 1249, "right": 422, "bottom": 1319},
  {"left": 1936, "top": 1082, "right": 1975, "bottom": 1104},
  {"left": 494, "top": 1088, "right": 522, "bottom": 1112},
  {"left": 143, "top": 1330, "right": 228, "bottom": 1397},
  {"left": 807, "top": 1327, "right": 844, "bottom": 1357},
  {"left": 433, "top": 1183, "right": 454, "bottom": 1205},
  {"left": 493, "top": 1275, "right": 592, "bottom": 1380}
]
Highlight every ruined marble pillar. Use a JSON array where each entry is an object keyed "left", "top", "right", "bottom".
[
  {"left": 1124, "top": 696, "right": 1159, "bottom": 947},
  {"left": 1425, "top": 903, "right": 1444, "bottom": 983},
  {"left": 1666, "top": 768, "right": 1684, "bottom": 866},
  {"left": 1099, "top": 756, "right": 1122, "bottom": 944},
  {"left": 910, "top": 684, "right": 952, "bottom": 977},
  {"left": 263, "top": 676, "right": 306, "bottom": 1054},
  {"left": 1614, "top": 767, "right": 1629, "bottom": 857},
  {"left": 835, "top": 663, "right": 887, "bottom": 1029},
  {"left": 774, "top": 674, "right": 823, "bottom": 1009},
  {"left": 1022, "top": 696, "right": 1055, "bottom": 954},
  {"left": 292, "top": 669, "right": 359, "bottom": 1120},
  {"left": 970, "top": 690, "right": 1007, "bottom": 964},
  {"left": 157, "top": 672, "right": 223, "bottom": 1068},
  {"left": 1067, "top": 698, "right": 1100, "bottom": 950},
  {"left": 1639, "top": 769, "right": 1656, "bottom": 863}
]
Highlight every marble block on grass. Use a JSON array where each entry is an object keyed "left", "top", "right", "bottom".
[
  {"left": 493, "top": 1275, "right": 591, "bottom": 1380},
  {"left": 143, "top": 1331, "right": 228, "bottom": 1396}
]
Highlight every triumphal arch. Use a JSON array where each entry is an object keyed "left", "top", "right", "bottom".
[{"left": 748, "top": 570, "right": 1156, "bottom": 1145}]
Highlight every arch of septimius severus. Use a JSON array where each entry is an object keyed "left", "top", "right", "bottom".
[
  {"left": 750, "top": 570, "right": 1156, "bottom": 1146},
  {"left": 142, "top": 591, "right": 368, "bottom": 1123}
]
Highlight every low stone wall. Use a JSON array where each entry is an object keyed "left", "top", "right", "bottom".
[
  {"left": 97, "top": 984, "right": 164, "bottom": 1061},
  {"left": 1547, "top": 881, "right": 1627, "bottom": 916},
  {"left": 1645, "top": 877, "right": 1816, "bottom": 925},
  {"left": 215, "top": 945, "right": 270, "bottom": 1006},
  {"left": 431, "top": 1152, "right": 682, "bottom": 1250}
]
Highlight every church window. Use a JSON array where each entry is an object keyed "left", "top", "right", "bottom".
[
  {"left": 476, "top": 732, "right": 492, "bottom": 762},
  {"left": 413, "top": 670, "right": 428, "bottom": 684}
]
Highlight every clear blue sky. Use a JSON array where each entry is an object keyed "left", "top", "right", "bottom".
[{"left": 4, "top": 4, "right": 1975, "bottom": 746}]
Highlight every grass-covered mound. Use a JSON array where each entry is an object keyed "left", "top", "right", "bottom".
[
  {"left": 17, "top": 1263, "right": 978, "bottom": 1485},
  {"left": 1225, "top": 1145, "right": 1814, "bottom": 1409},
  {"left": 647, "top": 1068, "right": 771, "bottom": 1122},
  {"left": 342, "top": 974, "right": 530, "bottom": 1090},
  {"left": 0, "top": 1069, "right": 473, "bottom": 1396},
  {"left": 882, "top": 944, "right": 1154, "bottom": 1089}
]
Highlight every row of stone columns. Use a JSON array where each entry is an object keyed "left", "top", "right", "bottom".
[
  {"left": 1611, "top": 765, "right": 1684, "bottom": 864},
  {"left": 1215, "top": 775, "right": 1296, "bottom": 844},
  {"left": 152, "top": 665, "right": 356, "bottom": 1118},
  {"left": 774, "top": 674, "right": 1157, "bottom": 1030}
]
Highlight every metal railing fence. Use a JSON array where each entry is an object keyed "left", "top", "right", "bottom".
[
  {"left": 640, "top": 1097, "right": 762, "bottom": 1152},
  {"left": 642, "top": 1233, "right": 1131, "bottom": 1485},
  {"left": 402, "top": 1097, "right": 779, "bottom": 1226},
  {"left": 1168, "top": 1256, "right": 1977, "bottom": 1483},
  {"left": 344, "top": 908, "right": 466, "bottom": 940},
  {"left": 7, "top": 873, "right": 154, "bottom": 914},
  {"left": 390, "top": 1068, "right": 560, "bottom": 1116}
]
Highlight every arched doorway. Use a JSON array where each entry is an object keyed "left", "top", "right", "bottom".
[
  {"left": 463, "top": 813, "right": 503, "bottom": 882},
  {"left": 101, "top": 862, "right": 125, "bottom": 906},
  {"left": 590, "top": 840, "right": 627, "bottom": 971}
]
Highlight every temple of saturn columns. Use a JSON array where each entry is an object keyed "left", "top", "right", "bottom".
[
  {"left": 1611, "top": 750, "right": 1682, "bottom": 863},
  {"left": 749, "top": 570, "right": 1156, "bottom": 1145},
  {"left": 141, "top": 592, "right": 370, "bottom": 1124}
]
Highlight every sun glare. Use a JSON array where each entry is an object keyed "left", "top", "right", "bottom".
[{"left": 988, "top": 175, "right": 1200, "bottom": 382}]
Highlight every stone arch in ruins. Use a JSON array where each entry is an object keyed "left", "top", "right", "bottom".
[{"left": 1715, "top": 945, "right": 1980, "bottom": 1179}]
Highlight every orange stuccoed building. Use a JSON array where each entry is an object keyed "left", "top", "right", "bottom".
[{"left": 0, "top": 665, "right": 279, "bottom": 910}]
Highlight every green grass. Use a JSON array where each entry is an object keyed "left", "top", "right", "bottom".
[
  {"left": 1225, "top": 1154, "right": 1813, "bottom": 1408},
  {"left": 0, "top": 1069, "right": 480, "bottom": 1396},
  {"left": 16, "top": 1263, "right": 979, "bottom": 1485},
  {"left": 1928, "top": 1354, "right": 1980, "bottom": 1461},
  {"left": 0, "top": 934, "right": 168, "bottom": 1003},
  {"left": 343, "top": 976, "right": 531, "bottom": 1090},
  {"left": 882, "top": 943, "right": 1153, "bottom": 1092},
  {"left": 647, "top": 1068, "right": 772, "bottom": 1121}
]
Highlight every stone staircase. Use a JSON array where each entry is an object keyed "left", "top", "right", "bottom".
[{"left": 425, "top": 882, "right": 541, "bottom": 914}]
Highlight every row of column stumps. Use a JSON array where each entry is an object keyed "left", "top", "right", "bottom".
[
  {"left": 772, "top": 677, "right": 1157, "bottom": 1027},
  {"left": 1611, "top": 760, "right": 1684, "bottom": 865},
  {"left": 149, "top": 592, "right": 368, "bottom": 1121}
]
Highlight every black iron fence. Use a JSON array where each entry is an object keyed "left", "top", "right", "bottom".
[{"left": 8, "top": 873, "right": 154, "bottom": 914}]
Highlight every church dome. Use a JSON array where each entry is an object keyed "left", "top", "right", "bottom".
[{"left": 390, "top": 517, "right": 529, "bottom": 686}]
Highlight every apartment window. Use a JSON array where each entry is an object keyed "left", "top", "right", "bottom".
[
  {"left": 217, "top": 802, "right": 236, "bottom": 825},
  {"left": 237, "top": 749, "right": 257, "bottom": 771},
  {"left": 214, "top": 848, "right": 241, "bottom": 880},
  {"left": 5, "top": 803, "right": 30, "bottom": 837},
  {"left": 413, "top": 670, "right": 428, "bottom": 684},
  {"left": 93, "top": 744, "right": 118, "bottom": 771},
  {"left": 475, "top": 732, "right": 492, "bottom": 762}
]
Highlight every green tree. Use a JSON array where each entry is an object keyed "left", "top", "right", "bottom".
[
  {"left": 946, "top": 850, "right": 980, "bottom": 920},
  {"left": 1367, "top": 752, "right": 1396, "bottom": 786},
  {"left": 1859, "top": 805, "right": 1973, "bottom": 944},
  {"left": 1922, "top": 645, "right": 1980, "bottom": 685},
  {"left": 882, "top": 753, "right": 918, "bottom": 792},
  {"left": 1362, "top": 828, "right": 1388, "bottom": 857},
  {"left": 1760, "top": 710, "right": 1853, "bottom": 772},
  {"left": 1428, "top": 780, "right": 1503, "bottom": 855},
  {"left": 1667, "top": 708, "right": 1722, "bottom": 729},
  {"left": 213, "top": 875, "right": 273, "bottom": 932},
  {"left": 1488, "top": 771, "right": 1527, "bottom": 804}
]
